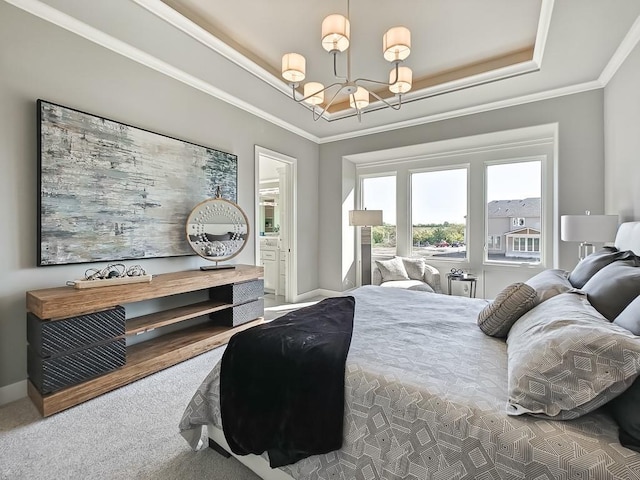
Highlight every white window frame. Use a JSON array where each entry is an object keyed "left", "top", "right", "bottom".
[
  {"left": 408, "top": 164, "right": 470, "bottom": 262},
  {"left": 484, "top": 156, "right": 549, "bottom": 266},
  {"left": 359, "top": 171, "right": 398, "bottom": 260}
]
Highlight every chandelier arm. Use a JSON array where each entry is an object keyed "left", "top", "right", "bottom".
[
  {"left": 310, "top": 85, "right": 345, "bottom": 121},
  {"left": 354, "top": 61, "right": 401, "bottom": 87},
  {"left": 290, "top": 82, "right": 343, "bottom": 104},
  {"left": 369, "top": 89, "right": 402, "bottom": 111}
]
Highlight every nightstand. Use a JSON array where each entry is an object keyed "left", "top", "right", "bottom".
[{"left": 447, "top": 274, "right": 478, "bottom": 298}]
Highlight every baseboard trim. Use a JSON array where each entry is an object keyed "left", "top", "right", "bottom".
[
  {"left": 0, "top": 380, "right": 27, "bottom": 406},
  {"left": 292, "top": 288, "right": 342, "bottom": 303}
]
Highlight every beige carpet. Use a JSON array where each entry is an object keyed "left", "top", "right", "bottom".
[
  {"left": 0, "top": 298, "right": 327, "bottom": 480},
  {"left": 0, "top": 347, "right": 261, "bottom": 480}
]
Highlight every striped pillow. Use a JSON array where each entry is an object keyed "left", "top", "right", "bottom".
[{"left": 477, "top": 283, "right": 538, "bottom": 338}]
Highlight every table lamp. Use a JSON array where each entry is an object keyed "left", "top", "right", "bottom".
[
  {"left": 349, "top": 209, "right": 383, "bottom": 285},
  {"left": 561, "top": 212, "right": 618, "bottom": 260}
]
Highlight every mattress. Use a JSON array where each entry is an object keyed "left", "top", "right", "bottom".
[{"left": 180, "top": 286, "right": 640, "bottom": 479}]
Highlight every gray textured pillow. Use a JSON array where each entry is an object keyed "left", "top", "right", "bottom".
[
  {"left": 524, "top": 269, "right": 572, "bottom": 304},
  {"left": 581, "top": 259, "right": 640, "bottom": 321},
  {"left": 399, "top": 257, "right": 426, "bottom": 281},
  {"left": 613, "top": 295, "right": 640, "bottom": 335},
  {"left": 477, "top": 283, "right": 538, "bottom": 338},
  {"left": 375, "top": 257, "right": 409, "bottom": 282},
  {"left": 506, "top": 292, "right": 640, "bottom": 419},
  {"left": 568, "top": 247, "right": 635, "bottom": 289}
]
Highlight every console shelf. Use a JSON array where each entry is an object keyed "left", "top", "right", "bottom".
[
  {"left": 26, "top": 265, "right": 264, "bottom": 416},
  {"left": 126, "top": 300, "right": 231, "bottom": 335}
]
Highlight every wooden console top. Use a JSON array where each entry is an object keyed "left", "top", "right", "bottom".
[{"left": 27, "top": 264, "right": 264, "bottom": 319}]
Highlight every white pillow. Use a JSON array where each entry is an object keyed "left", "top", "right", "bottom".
[
  {"left": 375, "top": 257, "right": 409, "bottom": 282},
  {"left": 399, "top": 257, "right": 426, "bottom": 281}
]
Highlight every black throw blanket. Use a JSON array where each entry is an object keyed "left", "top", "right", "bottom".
[{"left": 220, "top": 296, "right": 355, "bottom": 467}]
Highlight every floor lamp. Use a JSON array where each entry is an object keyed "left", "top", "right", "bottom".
[
  {"left": 561, "top": 212, "right": 618, "bottom": 260},
  {"left": 349, "top": 209, "right": 383, "bottom": 285}
]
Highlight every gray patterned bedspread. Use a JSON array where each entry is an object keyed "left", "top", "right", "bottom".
[{"left": 180, "top": 286, "right": 640, "bottom": 479}]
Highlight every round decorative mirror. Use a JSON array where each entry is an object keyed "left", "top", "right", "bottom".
[{"left": 186, "top": 195, "right": 250, "bottom": 271}]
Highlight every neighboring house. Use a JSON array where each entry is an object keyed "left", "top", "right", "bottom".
[{"left": 487, "top": 198, "right": 541, "bottom": 260}]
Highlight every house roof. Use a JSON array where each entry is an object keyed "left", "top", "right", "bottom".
[{"left": 487, "top": 198, "right": 541, "bottom": 218}]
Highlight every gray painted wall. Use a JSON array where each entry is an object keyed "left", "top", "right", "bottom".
[
  {"left": 319, "top": 91, "right": 606, "bottom": 292},
  {"left": 0, "top": 2, "right": 319, "bottom": 390},
  {"left": 605, "top": 42, "right": 640, "bottom": 219}
]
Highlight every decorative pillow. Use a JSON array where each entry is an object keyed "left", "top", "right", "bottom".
[
  {"left": 614, "top": 295, "right": 640, "bottom": 335},
  {"left": 524, "top": 269, "right": 572, "bottom": 304},
  {"left": 399, "top": 257, "right": 426, "bottom": 281},
  {"left": 608, "top": 376, "right": 640, "bottom": 453},
  {"left": 506, "top": 292, "right": 640, "bottom": 419},
  {"left": 581, "top": 259, "right": 640, "bottom": 321},
  {"left": 477, "top": 283, "right": 538, "bottom": 338},
  {"left": 375, "top": 257, "right": 409, "bottom": 282},
  {"left": 568, "top": 246, "right": 635, "bottom": 289}
]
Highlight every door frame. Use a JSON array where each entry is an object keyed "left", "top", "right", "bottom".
[{"left": 255, "top": 146, "right": 297, "bottom": 302}]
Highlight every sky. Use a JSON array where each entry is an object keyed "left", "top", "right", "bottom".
[{"left": 362, "top": 161, "right": 541, "bottom": 225}]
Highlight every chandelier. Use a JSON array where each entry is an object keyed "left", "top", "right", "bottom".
[{"left": 281, "top": 3, "right": 413, "bottom": 121}]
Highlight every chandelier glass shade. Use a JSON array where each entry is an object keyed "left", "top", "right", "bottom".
[{"left": 281, "top": 2, "right": 413, "bottom": 121}]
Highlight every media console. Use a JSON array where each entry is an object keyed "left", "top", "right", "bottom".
[{"left": 26, "top": 265, "right": 264, "bottom": 416}]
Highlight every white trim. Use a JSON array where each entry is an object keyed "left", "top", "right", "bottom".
[
  {"left": 319, "top": 81, "right": 601, "bottom": 144},
  {"left": 0, "top": 380, "right": 27, "bottom": 406},
  {"left": 6, "top": 0, "right": 634, "bottom": 145},
  {"left": 255, "top": 146, "right": 298, "bottom": 303},
  {"left": 132, "top": 0, "right": 291, "bottom": 98},
  {"left": 345, "top": 123, "right": 557, "bottom": 166},
  {"left": 533, "top": 0, "right": 555, "bottom": 66},
  {"left": 3, "top": 0, "right": 319, "bottom": 143},
  {"left": 292, "top": 288, "right": 340, "bottom": 303},
  {"left": 599, "top": 14, "right": 640, "bottom": 85}
]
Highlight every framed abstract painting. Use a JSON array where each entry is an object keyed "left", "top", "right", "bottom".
[{"left": 37, "top": 99, "right": 237, "bottom": 266}]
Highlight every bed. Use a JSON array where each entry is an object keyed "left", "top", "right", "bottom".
[{"left": 180, "top": 222, "right": 640, "bottom": 479}]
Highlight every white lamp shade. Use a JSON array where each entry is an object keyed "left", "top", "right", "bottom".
[
  {"left": 303, "top": 82, "right": 324, "bottom": 105},
  {"left": 383, "top": 26, "right": 411, "bottom": 62},
  {"left": 281, "top": 53, "right": 306, "bottom": 83},
  {"left": 321, "top": 14, "right": 350, "bottom": 52},
  {"left": 389, "top": 66, "right": 413, "bottom": 94},
  {"left": 349, "top": 210, "right": 383, "bottom": 226},
  {"left": 349, "top": 87, "right": 369, "bottom": 109},
  {"left": 561, "top": 214, "right": 619, "bottom": 242}
]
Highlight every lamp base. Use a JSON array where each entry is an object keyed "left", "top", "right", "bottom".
[
  {"left": 579, "top": 242, "right": 595, "bottom": 261},
  {"left": 361, "top": 226, "right": 372, "bottom": 286}
]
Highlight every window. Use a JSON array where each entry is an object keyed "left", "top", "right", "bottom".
[
  {"left": 362, "top": 175, "right": 396, "bottom": 259},
  {"left": 411, "top": 168, "right": 467, "bottom": 260},
  {"left": 486, "top": 160, "right": 542, "bottom": 264},
  {"left": 488, "top": 235, "right": 502, "bottom": 250}
]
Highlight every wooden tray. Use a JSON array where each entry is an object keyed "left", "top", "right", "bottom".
[{"left": 72, "top": 275, "right": 153, "bottom": 289}]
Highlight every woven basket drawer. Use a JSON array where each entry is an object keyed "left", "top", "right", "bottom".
[
  {"left": 28, "top": 338, "right": 126, "bottom": 394},
  {"left": 211, "top": 298, "right": 264, "bottom": 327},
  {"left": 209, "top": 279, "right": 263, "bottom": 305},
  {"left": 27, "top": 306, "right": 125, "bottom": 357}
]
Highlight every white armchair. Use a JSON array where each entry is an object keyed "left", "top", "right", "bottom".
[{"left": 372, "top": 256, "right": 442, "bottom": 293}]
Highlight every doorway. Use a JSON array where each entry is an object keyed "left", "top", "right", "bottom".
[{"left": 255, "top": 146, "right": 297, "bottom": 303}]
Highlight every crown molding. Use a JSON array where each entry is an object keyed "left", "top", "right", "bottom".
[
  {"left": 318, "top": 80, "right": 602, "bottom": 144},
  {"left": 3, "top": 0, "right": 320, "bottom": 143},
  {"left": 4, "top": 0, "right": 634, "bottom": 146},
  {"left": 599, "top": 14, "right": 640, "bottom": 86}
]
